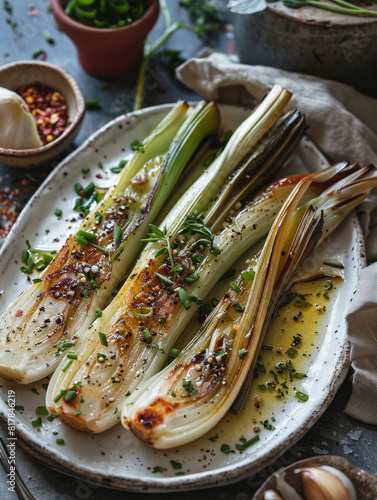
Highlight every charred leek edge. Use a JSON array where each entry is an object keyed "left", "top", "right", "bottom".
[
  {"left": 121, "top": 164, "right": 377, "bottom": 449},
  {"left": 205, "top": 108, "right": 306, "bottom": 230},
  {"left": 45, "top": 162, "right": 357, "bottom": 433},
  {"left": 112, "top": 100, "right": 220, "bottom": 260},
  {"left": 0, "top": 101, "right": 219, "bottom": 384},
  {"left": 45, "top": 86, "right": 295, "bottom": 432}
]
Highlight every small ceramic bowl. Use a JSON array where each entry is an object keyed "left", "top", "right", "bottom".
[
  {"left": 253, "top": 455, "right": 377, "bottom": 500},
  {"left": 50, "top": 0, "right": 160, "bottom": 78},
  {"left": 0, "top": 61, "right": 85, "bottom": 168}
]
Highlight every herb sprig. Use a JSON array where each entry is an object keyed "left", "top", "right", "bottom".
[{"left": 141, "top": 224, "right": 179, "bottom": 278}]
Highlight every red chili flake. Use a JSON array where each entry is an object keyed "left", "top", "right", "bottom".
[
  {"left": 96, "top": 174, "right": 103, "bottom": 179},
  {"left": 16, "top": 83, "right": 70, "bottom": 146},
  {"left": 15, "top": 310, "right": 23, "bottom": 317}
]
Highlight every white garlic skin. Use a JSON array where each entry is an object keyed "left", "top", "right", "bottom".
[
  {"left": 296, "top": 466, "right": 357, "bottom": 500},
  {"left": 0, "top": 87, "right": 42, "bottom": 149},
  {"left": 264, "top": 489, "right": 285, "bottom": 500}
]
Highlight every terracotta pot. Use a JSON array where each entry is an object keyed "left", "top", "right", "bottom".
[{"left": 50, "top": 0, "right": 160, "bottom": 78}]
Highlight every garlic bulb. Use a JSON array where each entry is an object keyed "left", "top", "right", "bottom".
[
  {"left": 0, "top": 87, "right": 42, "bottom": 149},
  {"left": 296, "top": 466, "right": 357, "bottom": 500},
  {"left": 264, "top": 490, "right": 285, "bottom": 500}
]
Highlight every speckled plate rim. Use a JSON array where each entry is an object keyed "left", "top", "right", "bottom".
[{"left": 0, "top": 103, "right": 366, "bottom": 492}]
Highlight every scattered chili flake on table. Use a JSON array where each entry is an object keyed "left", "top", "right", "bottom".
[
  {"left": 0, "top": 186, "right": 21, "bottom": 238},
  {"left": 16, "top": 83, "right": 70, "bottom": 145}
]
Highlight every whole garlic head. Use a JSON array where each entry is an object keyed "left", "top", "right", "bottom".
[
  {"left": 296, "top": 466, "right": 357, "bottom": 500},
  {"left": 0, "top": 87, "right": 42, "bottom": 149}
]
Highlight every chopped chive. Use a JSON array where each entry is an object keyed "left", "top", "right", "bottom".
[
  {"left": 77, "top": 230, "right": 97, "bottom": 241},
  {"left": 292, "top": 372, "right": 307, "bottom": 379},
  {"left": 67, "top": 352, "right": 77, "bottom": 360},
  {"left": 64, "top": 390, "right": 77, "bottom": 403},
  {"left": 20, "top": 266, "right": 33, "bottom": 274},
  {"left": 32, "top": 48, "right": 44, "bottom": 58},
  {"left": 35, "top": 406, "right": 49, "bottom": 415},
  {"left": 53, "top": 388, "right": 67, "bottom": 403},
  {"left": 170, "top": 460, "right": 182, "bottom": 470},
  {"left": 113, "top": 222, "right": 122, "bottom": 249},
  {"left": 220, "top": 443, "right": 230, "bottom": 454},
  {"left": 184, "top": 273, "right": 199, "bottom": 284},
  {"left": 54, "top": 208, "right": 62, "bottom": 217},
  {"left": 43, "top": 30, "right": 55, "bottom": 44},
  {"left": 47, "top": 414, "right": 56, "bottom": 422},
  {"left": 95, "top": 308, "right": 102, "bottom": 318},
  {"left": 158, "top": 316, "right": 166, "bottom": 324},
  {"left": 169, "top": 348, "right": 180, "bottom": 359},
  {"left": 295, "top": 391, "right": 309, "bottom": 402},
  {"left": 241, "top": 269, "right": 255, "bottom": 281},
  {"left": 125, "top": 391, "right": 131, "bottom": 397},
  {"left": 85, "top": 100, "right": 100, "bottom": 110},
  {"left": 31, "top": 388, "right": 39, "bottom": 395},
  {"left": 171, "top": 392, "right": 176, "bottom": 398},
  {"left": 32, "top": 417, "right": 42, "bottom": 428},
  {"left": 83, "top": 181, "right": 95, "bottom": 197},
  {"left": 95, "top": 213, "right": 102, "bottom": 225},
  {"left": 74, "top": 182, "right": 84, "bottom": 194},
  {"left": 142, "top": 329, "right": 151, "bottom": 339},
  {"left": 62, "top": 360, "right": 73, "bottom": 373},
  {"left": 152, "top": 466, "right": 164, "bottom": 473},
  {"left": 179, "top": 288, "right": 191, "bottom": 309},
  {"left": 97, "top": 352, "right": 107, "bottom": 363},
  {"left": 130, "top": 139, "right": 144, "bottom": 152},
  {"left": 56, "top": 438, "right": 65, "bottom": 445},
  {"left": 287, "top": 347, "right": 298, "bottom": 358},
  {"left": 230, "top": 282, "right": 241, "bottom": 293},
  {"left": 210, "top": 246, "right": 221, "bottom": 256},
  {"left": 98, "top": 332, "right": 108, "bottom": 346},
  {"left": 81, "top": 167, "right": 90, "bottom": 174},
  {"left": 32, "top": 278, "right": 42, "bottom": 284},
  {"left": 235, "top": 434, "right": 260, "bottom": 451},
  {"left": 73, "top": 197, "right": 84, "bottom": 211},
  {"left": 75, "top": 407, "right": 82, "bottom": 417},
  {"left": 155, "top": 272, "right": 174, "bottom": 286},
  {"left": 182, "top": 378, "right": 197, "bottom": 396},
  {"left": 238, "top": 349, "right": 248, "bottom": 359},
  {"left": 58, "top": 342, "right": 74, "bottom": 351}
]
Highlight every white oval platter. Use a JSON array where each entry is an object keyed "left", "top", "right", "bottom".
[{"left": 0, "top": 103, "right": 365, "bottom": 492}]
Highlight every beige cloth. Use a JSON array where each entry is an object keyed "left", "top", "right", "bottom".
[
  {"left": 345, "top": 265, "right": 377, "bottom": 424},
  {"left": 177, "top": 53, "right": 377, "bottom": 424}
]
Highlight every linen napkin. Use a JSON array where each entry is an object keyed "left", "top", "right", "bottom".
[{"left": 177, "top": 53, "right": 377, "bottom": 424}]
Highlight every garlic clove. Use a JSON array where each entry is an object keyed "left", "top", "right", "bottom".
[
  {"left": 296, "top": 466, "right": 357, "bottom": 500},
  {"left": 0, "top": 87, "right": 42, "bottom": 149},
  {"left": 264, "top": 490, "right": 285, "bottom": 500}
]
